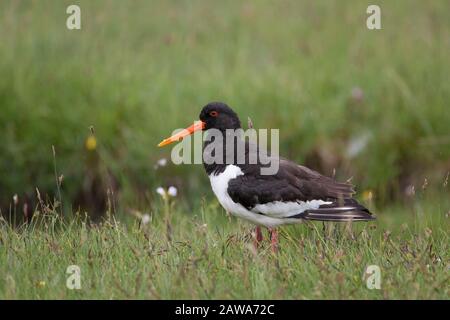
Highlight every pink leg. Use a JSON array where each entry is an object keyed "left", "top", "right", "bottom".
[
  {"left": 269, "top": 228, "right": 279, "bottom": 253},
  {"left": 253, "top": 226, "right": 263, "bottom": 249}
]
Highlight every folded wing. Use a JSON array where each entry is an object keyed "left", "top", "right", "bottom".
[{"left": 227, "top": 159, "right": 374, "bottom": 221}]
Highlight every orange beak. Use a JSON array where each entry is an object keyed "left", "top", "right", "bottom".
[{"left": 158, "top": 121, "right": 206, "bottom": 147}]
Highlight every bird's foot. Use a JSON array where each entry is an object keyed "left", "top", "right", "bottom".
[
  {"left": 253, "top": 226, "right": 264, "bottom": 249},
  {"left": 268, "top": 227, "right": 279, "bottom": 253}
]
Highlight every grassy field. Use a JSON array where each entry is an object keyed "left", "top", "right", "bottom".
[
  {"left": 0, "top": 192, "right": 448, "bottom": 299},
  {"left": 0, "top": 0, "right": 449, "bottom": 208},
  {"left": 0, "top": 1, "right": 449, "bottom": 299}
]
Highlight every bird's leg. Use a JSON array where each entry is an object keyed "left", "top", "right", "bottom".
[
  {"left": 253, "top": 226, "right": 263, "bottom": 249},
  {"left": 268, "top": 227, "right": 279, "bottom": 253}
]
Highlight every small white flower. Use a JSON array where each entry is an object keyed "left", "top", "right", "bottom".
[
  {"left": 141, "top": 214, "right": 151, "bottom": 225},
  {"left": 13, "top": 194, "right": 19, "bottom": 205},
  {"left": 154, "top": 158, "right": 168, "bottom": 169},
  {"left": 167, "top": 186, "right": 178, "bottom": 197},
  {"left": 156, "top": 187, "right": 166, "bottom": 197},
  {"left": 157, "top": 158, "right": 167, "bottom": 167}
]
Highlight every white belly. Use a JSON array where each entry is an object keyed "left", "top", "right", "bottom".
[{"left": 208, "top": 165, "right": 316, "bottom": 227}]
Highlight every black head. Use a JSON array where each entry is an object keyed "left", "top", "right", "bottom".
[
  {"left": 199, "top": 102, "right": 241, "bottom": 131},
  {"left": 157, "top": 102, "right": 242, "bottom": 148}
]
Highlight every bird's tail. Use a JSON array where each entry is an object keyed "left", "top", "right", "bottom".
[{"left": 292, "top": 199, "right": 375, "bottom": 222}]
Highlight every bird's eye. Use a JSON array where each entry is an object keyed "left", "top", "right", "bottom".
[{"left": 210, "top": 111, "right": 218, "bottom": 117}]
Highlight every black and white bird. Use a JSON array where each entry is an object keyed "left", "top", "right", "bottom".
[{"left": 158, "top": 102, "right": 374, "bottom": 251}]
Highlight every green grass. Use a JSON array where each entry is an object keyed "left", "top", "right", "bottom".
[
  {"left": 0, "top": 1, "right": 449, "bottom": 300},
  {"left": 1, "top": 193, "right": 448, "bottom": 299}
]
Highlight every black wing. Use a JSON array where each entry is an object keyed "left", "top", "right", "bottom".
[{"left": 228, "top": 159, "right": 374, "bottom": 221}]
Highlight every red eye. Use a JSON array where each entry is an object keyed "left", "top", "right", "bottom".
[{"left": 210, "top": 111, "right": 218, "bottom": 117}]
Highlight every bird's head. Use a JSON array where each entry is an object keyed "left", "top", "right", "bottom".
[
  {"left": 199, "top": 102, "right": 241, "bottom": 131},
  {"left": 158, "top": 102, "right": 241, "bottom": 147}
]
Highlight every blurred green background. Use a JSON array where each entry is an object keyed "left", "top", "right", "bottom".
[{"left": 0, "top": 0, "right": 449, "bottom": 218}]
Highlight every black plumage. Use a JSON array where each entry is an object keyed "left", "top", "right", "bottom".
[{"left": 199, "top": 102, "right": 374, "bottom": 222}]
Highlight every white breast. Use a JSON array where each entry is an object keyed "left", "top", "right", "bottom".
[{"left": 209, "top": 165, "right": 246, "bottom": 215}]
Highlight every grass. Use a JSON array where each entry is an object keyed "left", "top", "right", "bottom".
[{"left": 0, "top": 193, "right": 448, "bottom": 299}]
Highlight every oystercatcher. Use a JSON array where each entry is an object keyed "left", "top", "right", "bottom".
[{"left": 158, "top": 102, "right": 374, "bottom": 251}]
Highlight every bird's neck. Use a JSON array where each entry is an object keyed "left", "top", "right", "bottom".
[{"left": 202, "top": 129, "right": 244, "bottom": 176}]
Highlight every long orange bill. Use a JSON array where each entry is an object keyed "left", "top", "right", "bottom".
[{"left": 158, "top": 121, "right": 205, "bottom": 147}]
